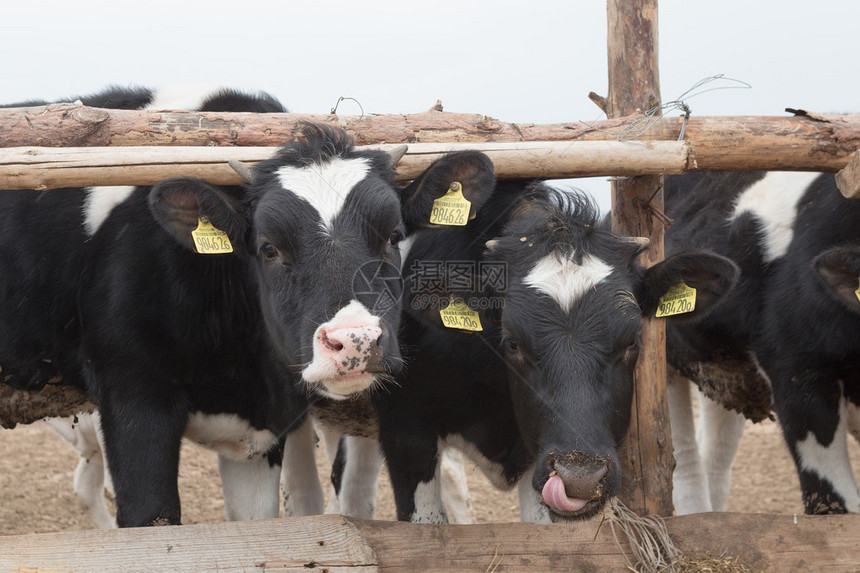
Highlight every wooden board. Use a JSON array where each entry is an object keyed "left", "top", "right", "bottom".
[
  {"left": 0, "top": 140, "right": 692, "bottom": 190},
  {"left": 0, "top": 513, "right": 857, "bottom": 572}
]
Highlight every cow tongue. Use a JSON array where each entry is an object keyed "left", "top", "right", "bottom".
[{"left": 541, "top": 474, "right": 587, "bottom": 513}]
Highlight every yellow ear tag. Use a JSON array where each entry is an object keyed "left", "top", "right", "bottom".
[
  {"left": 191, "top": 217, "right": 233, "bottom": 254},
  {"left": 655, "top": 282, "right": 697, "bottom": 318},
  {"left": 439, "top": 299, "right": 483, "bottom": 332},
  {"left": 855, "top": 277, "right": 860, "bottom": 303},
  {"left": 429, "top": 182, "right": 471, "bottom": 226}
]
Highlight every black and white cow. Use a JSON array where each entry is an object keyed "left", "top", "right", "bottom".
[
  {"left": 370, "top": 181, "right": 738, "bottom": 522},
  {"left": 1, "top": 85, "right": 291, "bottom": 528},
  {"left": 0, "top": 86, "right": 493, "bottom": 527},
  {"left": 666, "top": 171, "right": 860, "bottom": 515}
]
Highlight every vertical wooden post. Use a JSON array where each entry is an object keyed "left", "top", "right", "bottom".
[{"left": 607, "top": 0, "right": 674, "bottom": 516}]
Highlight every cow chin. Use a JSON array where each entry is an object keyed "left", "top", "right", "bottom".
[
  {"left": 303, "top": 371, "right": 378, "bottom": 400},
  {"left": 545, "top": 496, "right": 605, "bottom": 522}
]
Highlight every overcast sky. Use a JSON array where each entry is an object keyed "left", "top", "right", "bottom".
[{"left": 3, "top": 1, "right": 858, "bottom": 209}]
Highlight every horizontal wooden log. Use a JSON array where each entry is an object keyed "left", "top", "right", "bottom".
[
  {"left": 0, "top": 141, "right": 693, "bottom": 190},
  {"left": 0, "top": 513, "right": 856, "bottom": 572},
  {"left": 0, "top": 383, "right": 94, "bottom": 429},
  {"left": 1, "top": 102, "right": 859, "bottom": 172}
]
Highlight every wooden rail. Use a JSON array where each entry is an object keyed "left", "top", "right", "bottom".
[
  {"left": 0, "top": 140, "right": 692, "bottom": 189},
  {"left": 0, "top": 513, "right": 856, "bottom": 572}
]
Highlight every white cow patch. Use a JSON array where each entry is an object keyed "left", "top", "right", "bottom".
[
  {"left": 442, "top": 434, "right": 512, "bottom": 491},
  {"left": 523, "top": 252, "right": 613, "bottom": 312},
  {"left": 81, "top": 86, "right": 228, "bottom": 235},
  {"left": 184, "top": 412, "right": 278, "bottom": 461},
  {"left": 83, "top": 186, "right": 136, "bottom": 235},
  {"left": 277, "top": 157, "right": 371, "bottom": 228},
  {"left": 412, "top": 473, "right": 447, "bottom": 524},
  {"left": 396, "top": 235, "right": 416, "bottom": 271},
  {"left": 730, "top": 172, "right": 820, "bottom": 262},
  {"left": 795, "top": 396, "right": 860, "bottom": 512}
]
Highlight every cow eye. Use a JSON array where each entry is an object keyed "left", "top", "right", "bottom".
[
  {"left": 624, "top": 343, "right": 639, "bottom": 363},
  {"left": 388, "top": 229, "right": 404, "bottom": 247},
  {"left": 260, "top": 242, "right": 279, "bottom": 260},
  {"left": 505, "top": 338, "right": 519, "bottom": 352}
]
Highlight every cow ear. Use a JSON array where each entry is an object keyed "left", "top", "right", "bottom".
[
  {"left": 638, "top": 251, "right": 739, "bottom": 321},
  {"left": 149, "top": 178, "right": 249, "bottom": 254},
  {"left": 813, "top": 246, "right": 860, "bottom": 314},
  {"left": 399, "top": 151, "right": 495, "bottom": 233}
]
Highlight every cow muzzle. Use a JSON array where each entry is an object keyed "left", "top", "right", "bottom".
[
  {"left": 301, "top": 300, "right": 386, "bottom": 398},
  {"left": 540, "top": 452, "right": 611, "bottom": 519}
]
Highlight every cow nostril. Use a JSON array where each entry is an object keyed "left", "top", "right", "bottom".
[
  {"left": 552, "top": 457, "right": 609, "bottom": 501},
  {"left": 375, "top": 329, "right": 385, "bottom": 348},
  {"left": 322, "top": 331, "right": 344, "bottom": 352}
]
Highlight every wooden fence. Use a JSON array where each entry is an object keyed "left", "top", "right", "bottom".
[{"left": 1, "top": 1, "right": 859, "bottom": 570}]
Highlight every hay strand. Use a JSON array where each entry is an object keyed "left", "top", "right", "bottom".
[{"left": 605, "top": 498, "right": 681, "bottom": 573}]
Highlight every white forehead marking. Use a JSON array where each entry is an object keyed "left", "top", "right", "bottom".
[
  {"left": 146, "top": 85, "right": 221, "bottom": 110},
  {"left": 730, "top": 171, "right": 820, "bottom": 262},
  {"left": 83, "top": 186, "right": 136, "bottom": 236},
  {"left": 277, "top": 157, "right": 371, "bottom": 228},
  {"left": 524, "top": 252, "right": 613, "bottom": 312}
]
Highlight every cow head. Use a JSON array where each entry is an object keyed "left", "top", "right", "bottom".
[
  {"left": 149, "top": 123, "right": 494, "bottom": 400},
  {"left": 481, "top": 185, "right": 738, "bottom": 520}
]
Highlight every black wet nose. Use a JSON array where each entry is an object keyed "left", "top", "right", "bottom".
[{"left": 552, "top": 455, "right": 609, "bottom": 500}]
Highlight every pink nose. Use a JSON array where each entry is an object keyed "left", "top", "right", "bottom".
[{"left": 316, "top": 325, "right": 383, "bottom": 375}]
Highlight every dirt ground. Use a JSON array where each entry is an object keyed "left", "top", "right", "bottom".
[{"left": 1, "top": 408, "right": 859, "bottom": 536}]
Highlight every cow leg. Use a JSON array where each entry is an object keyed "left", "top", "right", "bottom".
[
  {"left": 667, "top": 372, "right": 711, "bottom": 514},
  {"left": 517, "top": 464, "right": 550, "bottom": 523},
  {"left": 380, "top": 428, "right": 446, "bottom": 523},
  {"left": 317, "top": 424, "right": 344, "bottom": 514},
  {"left": 43, "top": 413, "right": 116, "bottom": 528},
  {"left": 219, "top": 450, "right": 282, "bottom": 521},
  {"left": 697, "top": 388, "right": 746, "bottom": 511},
  {"left": 773, "top": 375, "right": 860, "bottom": 514},
  {"left": 439, "top": 448, "right": 476, "bottom": 524},
  {"left": 98, "top": 385, "right": 187, "bottom": 527},
  {"left": 281, "top": 419, "right": 325, "bottom": 517},
  {"left": 331, "top": 436, "right": 383, "bottom": 519}
]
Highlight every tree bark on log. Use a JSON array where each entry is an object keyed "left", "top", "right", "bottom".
[
  {"left": 0, "top": 383, "right": 94, "bottom": 429},
  {"left": 607, "top": 0, "right": 675, "bottom": 518},
  {"left": 1, "top": 102, "right": 858, "bottom": 171},
  {"left": 0, "top": 141, "right": 693, "bottom": 190}
]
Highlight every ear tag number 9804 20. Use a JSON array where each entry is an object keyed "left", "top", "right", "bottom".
[
  {"left": 655, "top": 282, "right": 696, "bottom": 318},
  {"left": 192, "top": 217, "right": 233, "bottom": 254},
  {"left": 430, "top": 182, "right": 471, "bottom": 226}
]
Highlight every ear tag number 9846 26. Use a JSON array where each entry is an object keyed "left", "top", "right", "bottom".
[
  {"left": 192, "top": 218, "right": 233, "bottom": 254},
  {"left": 430, "top": 182, "right": 471, "bottom": 226}
]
